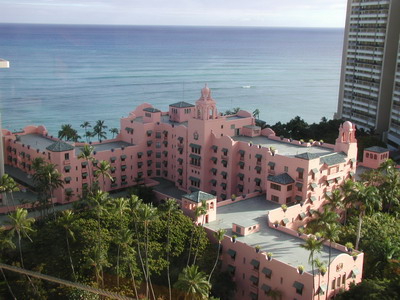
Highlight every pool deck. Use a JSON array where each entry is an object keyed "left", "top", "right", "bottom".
[{"left": 205, "top": 196, "right": 343, "bottom": 273}]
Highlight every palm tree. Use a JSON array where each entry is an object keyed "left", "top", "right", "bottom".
[
  {"left": 252, "top": 109, "right": 260, "bottom": 120},
  {"left": 58, "top": 124, "right": 80, "bottom": 142},
  {"left": 300, "top": 236, "right": 323, "bottom": 296},
  {"left": 58, "top": 124, "right": 73, "bottom": 141},
  {"left": 109, "top": 128, "right": 119, "bottom": 139},
  {"left": 80, "top": 121, "right": 91, "bottom": 142},
  {"left": 6, "top": 208, "right": 37, "bottom": 292},
  {"left": 314, "top": 258, "right": 326, "bottom": 300},
  {"left": 323, "top": 223, "right": 341, "bottom": 300},
  {"left": 325, "top": 189, "right": 343, "bottom": 214},
  {"left": 33, "top": 162, "right": 64, "bottom": 219},
  {"left": 87, "top": 190, "right": 110, "bottom": 288},
  {"left": 78, "top": 144, "right": 95, "bottom": 191},
  {"left": 93, "top": 120, "right": 108, "bottom": 142},
  {"left": 119, "top": 228, "right": 139, "bottom": 298},
  {"left": 378, "top": 159, "right": 400, "bottom": 213},
  {"left": 174, "top": 265, "right": 211, "bottom": 300},
  {"left": 306, "top": 205, "right": 338, "bottom": 235},
  {"left": 84, "top": 131, "right": 95, "bottom": 143},
  {"left": 0, "top": 226, "right": 17, "bottom": 299},
  {"left": 31, "top": 157, "right": 45, "bottom": 172},
  {"left": 208, "top": 228, "right": 226, "bottom": 282},
  {"left": 128, "top": 196, "right": 150, "bottom": 297},
  {"left": 351, "top": 182, "right": 381, "bottom": 250},
  {"left": 111, "top": 197, "right": 129, "bottom": 288},
  {"left": 138, "top": 203, "right": 158, "bottom": 300},
  {"left": 340, "top": 179, "right": 355, "bottom": 225},
  {"left": 266, "top": 289, "right": 283, "bottom": 300},
  {"left": 160, "top": 198, "right": 178, "bottom": 300},
  {"left": 187, "top": 205, "right": 204, "bottom": 267},
  {"left": 232, "top": 107, "right": 241, "bottom": 114},
  {"left": 94, "top": 160, "right": 112, "bottom": 191},
  {"left": 0, "top": 174, "right": 19, "bottom": 209},
  {"left": 192, "top": 201, "right": 208, "bottom": 265},
  {"left": 57, "top": 210, "right": 76, "bottom": 281}
]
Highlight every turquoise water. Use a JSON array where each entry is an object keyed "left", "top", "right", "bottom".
[{"left": 0, "top": 24, "right": 343, "bottom": 136}]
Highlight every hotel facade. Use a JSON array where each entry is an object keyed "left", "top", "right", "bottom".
[
  {"left": 336, "top": 0, "right": 400, "bottom": 140},
  {"left": 1, "top": 86, "right": 363, "bottom": 299}
]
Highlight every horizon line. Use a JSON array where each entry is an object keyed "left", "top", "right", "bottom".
[{"left": 0, "top": 22, "right": 345, "bottom": 30}]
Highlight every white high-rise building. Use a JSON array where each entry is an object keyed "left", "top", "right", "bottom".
[
  {"left": 337, "top": 0, "right": 400, "bottom": 135},
  {"left": 387, "top": 41, "right": 400, "bottom": 146}
]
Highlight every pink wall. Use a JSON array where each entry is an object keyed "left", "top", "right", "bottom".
[{"left": 360, "top": 150, "right": 389, "bottom": 169}]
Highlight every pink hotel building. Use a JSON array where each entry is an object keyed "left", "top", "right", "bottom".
[{"left": 2, "top": 86, "right": 363, "bottom": 299}]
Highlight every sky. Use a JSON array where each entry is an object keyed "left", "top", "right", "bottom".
[{"left": 1, "top": 0, "right": 347, "bottom": 28}]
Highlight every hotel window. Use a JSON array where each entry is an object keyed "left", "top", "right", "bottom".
[
  {"left": 296, "top": 183, "right": 303, "bottom": 192},
  {"left": 190, "top": 155, "right": 201, "bottom": 167},
  {"left": 222, "top": 160, "right": 228, "bottom": 167},
  {"left": 250, "top": 259, "right": 260, "bottom": 271},
  {"left": 366, "top": 153, "right": 369, "bottom": 158},
  {"left": 268, "top": 162, "right": 275, "bottom": 171},
  {"left": 297, "top": 167, "right": 304, "bottom": 179},
  {"left": 156, "top": 152, "right": 161, "bottom": 158},
  {"left": 342, "top": 273, "right": 346, "bottom": 285},
  {"left": 64, "top": 153, "right": 69, "bottom": 160},
  {"left": 286, "top": 197, "right": 292, "bottom": 203},
  {"left": 293, "top": 281, "right": 304, "bottom": 295},
  {"left": 332, "top": 279, "right": 336, "bottom": 289},
  {"left": 270, "top": 183, "right": 281, "bottom": 191},
  {"left": 121, "top": 155, "right": 127, "bottom": 161},
  {"left": 190, "top": 144, "right": 201, "bottom": 154},
  {"left": 262, "top": 268, "right": 272, "bottom": 279},
  {"left": 287, "top": 185, "right": 292, "bottom": 191},
  {"left": 284, "top": 166, "right": 289, "bottom": 172},
  {"left": 156, "top": 142, "right": 161, "bottom": 148},
  {"left": 222, "top": 148, "right": 228, "bottom": 156},
  {"left": 155, "top": 132, "right": 161, "bottom": 138},
  {"left": 222, "top": 172, "right": 227, "bottom": 179},
  {"left": 271, "top": 195, "right": 279, "bottom": 202}
]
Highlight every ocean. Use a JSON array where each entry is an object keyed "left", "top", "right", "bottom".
[{"left": 0, "top": 24, "right": 344, "bottom": 136}]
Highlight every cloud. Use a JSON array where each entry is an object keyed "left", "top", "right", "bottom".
[{"left": 0, "top": 0, "right": 347, "bottom": 27}]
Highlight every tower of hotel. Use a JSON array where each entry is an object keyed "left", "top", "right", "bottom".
[{"left": 336, "top": 0, "right": 400, "bottom": 138}]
